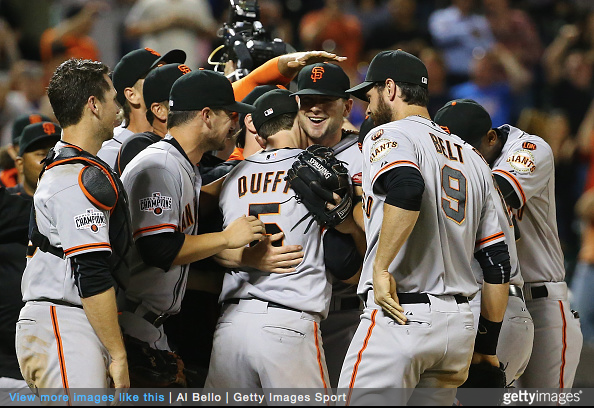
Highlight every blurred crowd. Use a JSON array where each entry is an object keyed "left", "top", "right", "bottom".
[{"left": 1, "top": 0, "right": 594, "bottom": 279}]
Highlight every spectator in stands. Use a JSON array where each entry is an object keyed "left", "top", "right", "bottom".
[
  {"left": 450, "top": 44, "right": 532, "bottom": 126},
  {"left": 364, "top": 0, "right": 432, "bottom": 59},
  {"left": 483, "top": 0, "right": 543, "bottom": 69},
  {"left": 39, "top": 1, "right": 103, "bottom": 75},
  {"left": 299, "top": 0, "right": 362, "bottom": 73},
  {"left": 543, "top": 24, "right": 594, "bottom": 134},
  {"left": 125, "top": 0, "right": 217, "bottom": 69},
  {"left": 420, "top": 47, "right": 451, "bottom": 118},
  {"left": 429, "top": 0, "right": 495, "bottom": 85}
]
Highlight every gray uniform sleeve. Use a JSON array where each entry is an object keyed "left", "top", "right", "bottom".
[
  {"left": 48, "top": 184, "right": 112, "bottom": 257},
  {"left": 367, "top": 127, "right": 419, "bottom": 193},
  {"left": 124, "top": 167, "right": 181, "bottom": 240},
  {"left": 475, "top": 178, "right": 506, "bottom": 251},
  {"left": 492, "top": 140, "right": 553, "bottom": 208}
]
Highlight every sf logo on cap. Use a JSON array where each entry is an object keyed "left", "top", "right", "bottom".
[
  {"left": 178, "top": 65, "right": 191, "bottom": 75},
  {"left": 43, "top": 123, "right": 56, "bottom": 135},
  {"left": 311, "top": 67, "right": 325, "bottom": 82},
  {"left": 145, "top": 47, "right": 161, "bottom": 57}
]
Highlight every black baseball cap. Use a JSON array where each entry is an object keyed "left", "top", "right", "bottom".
[
  {"left": 169, "top": 70, "right": 254, "bottom": 113},
  {"left": 12, "top": 113, "right": 52, "bottom": 145},
  {"left": 347, "top": 50, "right": 428, "bottom": 100},
  {"left": 251, "top": 89, "right": 298, "bottom": 133},
  {"left": 18, "top": 122, "right": 61, "bottom": 156},
  {"left": 113, "top": 48, "right": 186, "bottom": 105},
  {"left": 143, "top": 64, "right": 192, "bottom": 107},
  {"left": 434, "top": 99, "right": 492, "bottom": 147},
  {"left": 240, "top": 85, "right": 282, "bottom": 127},
  {"left": 291, "top": 63, "right": 350, "bottom": 99}
]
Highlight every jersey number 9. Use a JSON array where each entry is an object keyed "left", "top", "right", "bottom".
[{"left": 441, "top": 165, "right": 467, "bottom": 224}]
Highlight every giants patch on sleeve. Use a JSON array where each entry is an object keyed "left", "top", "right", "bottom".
[
  {"left": 507, "top": 149, "right": 536, "bottom": 173},
  {"left": 370, "top": 139, "right": 398, "bottom": 163},
  {"left": 74, "top": 209, "right": 107, "bottom": 233},
  {"left": 140, "top": 192, "right": 173, "bottom": 216}
]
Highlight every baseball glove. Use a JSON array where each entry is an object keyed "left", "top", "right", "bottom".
[
  {"left": 124, "top": 335, "right": 187, "bottom": 388},
  {"left": 286, "top": 145, "right": 353, "bottom": 232},
  {"left": 459, "top": 362, "right": 507, "bottom": 388}
]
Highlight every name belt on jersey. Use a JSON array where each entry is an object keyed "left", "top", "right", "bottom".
[
  {"left": 308, "top": 158, "right": 332, "bottom": 179},
  {"left": 140, "top": 193, "right": 173, "bottom": 215},
  {"left": 74, "top": 209, "right": 107, "bottom": 233}
]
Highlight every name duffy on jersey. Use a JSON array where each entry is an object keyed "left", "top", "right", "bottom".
[
  {"left": 74, "top": 209, "right": 107, "bottom": 233},
  {"left": 140, "top": 192, "right": 173, "bottom": 215}
]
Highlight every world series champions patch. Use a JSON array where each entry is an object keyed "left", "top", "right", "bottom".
[
  {"left": 74, "top": 209, "right": 107, "bottom": 233},
  {"left": 140, "top": 192, "right": 173, "bottom": 216}
]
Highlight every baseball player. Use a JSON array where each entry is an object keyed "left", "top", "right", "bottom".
[
  {"left": 1, "top": 114, "right": 51, "bottom": 189},
  {"left": 0, "top": 122, "right": 60, "bottom": 395},
  {"left": 435, "top": 99, "right": 583, "bottom": 389},
  {"left": 291, "top": 62, "right": 365, "bottom": 388},
  {"left": 119, "top": 70, "right": 264, "bottom": 359},
  {"left": 16, "top": 59, "right": 130, "bottom": 390},
  {"left": 205, "top": 88, "right": 333, "bottom": 389},
  {"left": 339, "top": 51, "right": 511, "bottom": 405},
  {"left": 434, "top": 100, "right": 534, "bottom": 384},
  {"left": 97, "top": 47, "right": 186, "bottom": 169}
]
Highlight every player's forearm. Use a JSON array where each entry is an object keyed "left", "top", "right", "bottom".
[
  {"left": 81, "top": 287, "right": 127, "bottom": 360},
  {"left": 173, "top": 232, "right": 231, "bottom": 266},
  {"left": 480, "top": 282, "right": 509, "bottom": 323},
  {"left": 372, "top": 203, "right": 419, "bottom": 273},
  {"left": 213, "top": 247, "right": 243, "bottom": 268}
]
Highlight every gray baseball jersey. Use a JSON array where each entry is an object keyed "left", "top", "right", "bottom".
[
  {"left": 492, "top": 125, "right": 582, "bottom": 389},
  {"left": 97, "top": 126, "right": 135, "bottom": 170},
  {"left": 206, "top": 148, "right": 332, "bottom": 389},
  {"left": 17, "top": 141, "right": 115, "bottom": 389},
  {"left": 218, "top": 148, "right": 331, "bottom": 317},
  {"left": 359, "top": 116, "right": 505, "bottom": 297},
  {"left": 22, "top": 141, "right": 112, "bottom": 305},
  {"left": 492, "top": 125, "right": 564, "bottom": 284},
  {"left": 121, "top": 136, "right": 200, "bottom": 316}
]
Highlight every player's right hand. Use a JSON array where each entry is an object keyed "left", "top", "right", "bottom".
[
  {"left": 244, "top": 232, "right": 304, "bottom": 273},
  {"left": 109, "top": 355, "right": 130, "bottom": 405},
  {"left": 224, "top": 215, "right": 266, "bottom": 248},
  {"left": 373, "top": 269, "right": 407, "bottom": 324}
]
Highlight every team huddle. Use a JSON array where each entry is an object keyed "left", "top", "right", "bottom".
[{"left": 11, "top": 44, "right": 583, "bottom": 405}]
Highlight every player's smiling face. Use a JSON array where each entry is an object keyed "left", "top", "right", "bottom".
[{"left": 297, "top": 95, "right": 351, "bottom": 144}]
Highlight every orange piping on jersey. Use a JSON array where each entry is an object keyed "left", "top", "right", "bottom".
[
  {"left": 78, "top": 166, "right": 114, "bottom": 212},
  {"left": 371, "top": 161, "right": 420, "bottom": 185},
  {"left": 476, "top": 232, "right": 505, "bottom": 247},
  {"left": 133, "top": 223, "right": 178, "bottom": 238},
  {"left": 347, "top": 309, "right": 377, "bottom": 405},
  {"left": 559, "top": 301, "right": 567, "bottom": 389},
  {"left": 313, "top": 321, "right": 329, "bottom": 391},
  {"left": 64, "top": 242, "right": 111, "bottom": 257},
  {"left": 492, "top": 169, "right": 526, "bottom": 206},
  {"left": 50, "top": 306, "right": 71, "bottom": 403}
]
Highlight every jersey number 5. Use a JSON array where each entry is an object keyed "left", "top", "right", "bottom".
[
  {"left": 249, "top": 203, "right": 283, "bottom": 247},
  {"left": 441, "top": 165, "right": 467, "bottom": 224}
]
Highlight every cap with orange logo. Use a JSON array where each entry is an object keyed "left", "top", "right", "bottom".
[
  {"left": 291, "top": 63, "right": 350, "bottom": 99},
  {"left": 112, "top": 48, "right": 186, "bottom": 106},
  {"left": 18, "top": 122, "right": 62, "bottom": 156}
]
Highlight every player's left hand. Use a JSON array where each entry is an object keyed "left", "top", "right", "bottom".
[
  {"left": 243, "top": 232, "right": 304, "bottom": 273},
  {"left": 373, "top": 269, "right": 406, "bottom": 324},
  {"left": 279, "top": 51, "right": 347, "bottom": 77}
]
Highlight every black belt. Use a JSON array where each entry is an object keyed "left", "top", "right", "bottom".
[
  {"left": 509, "top": 285, "right": 525, "bottom": 301},
  {"left": 330, "top": 296, "right": 362, "bottom": 312},
  {"left": 225, "top": 298, "right": 303, "bottom": 313},
  {"left": 530, "top": 285, "right": 549, "bottom": 299},
  {"left": 31, "top": 299, "right": 83, "bottom": 309},
  {"left": 125, "top": 300, "right": 170, "bottom": 328},
  {"left": 397, "top": 293, "right": 468, "bottom": 304}
]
